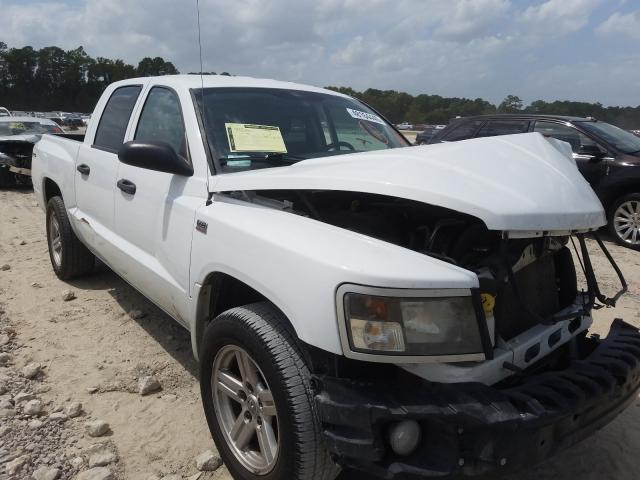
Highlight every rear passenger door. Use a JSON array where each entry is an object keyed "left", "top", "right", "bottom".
[
  {"left": 74, "top": 84, "right": 142, "bottom": 261},
  {"left": 113, "top": 86, "right": 207, "bottom": 323}
]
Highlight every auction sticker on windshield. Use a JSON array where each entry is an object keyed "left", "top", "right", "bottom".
[
  {"left": 346, "top": 108, "right": 385, "bottom": 126},
  {"left": 225, "top": 123, "right": 287, "bottom": 153}
]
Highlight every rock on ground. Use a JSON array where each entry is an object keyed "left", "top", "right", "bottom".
[
  {"left": 194, "top": 450, "right": 222, "bottom": 471},
  {"left": 23, "top": 398, "right": 43, "bottom": 416},
  {"left": 61, "top": 289, "right": 77, "bottom": 301},
  {"left": 88, "top": 450, "right": 117, "bottom": 468},
  {"left": 74, "top": 467, "right": 114, "bottom": 480},
  {"left": 6, "top": 454, "right": 29, "bottom": 474},
  {"left": 138, "top": 375, "right": 161, "bottom": 395},
  {"left": 85, "top": 419, "right": 110, "bottom": 437},
  {"left": 65, "top": 401, "right": 83, "bottom": 418},
  {"left": 22, "top": 362, "right": 42, "bottom": 379},
  {"left": 32, "top": 465, "right": 61, "bottom": 480}
]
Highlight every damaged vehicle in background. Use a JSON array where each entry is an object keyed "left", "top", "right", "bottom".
[
  {"left": 32, "top": 76, "right": 638, "bottom": 480},
  {"left": 0, "top": 116, "right": 63, "bottom": 186}
]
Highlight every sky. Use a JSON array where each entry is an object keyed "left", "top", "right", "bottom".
[{"left": 2, "top": 0, "right": 640, "bottom": 106}]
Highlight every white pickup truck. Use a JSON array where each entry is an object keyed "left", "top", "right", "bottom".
[{"left": 32, "top": 75, "right": 639, "bottom": 480}]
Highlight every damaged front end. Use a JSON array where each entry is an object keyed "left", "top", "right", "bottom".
[
  {"left": 0, "top": 139, "right": 36, "bottom": 186},
  {"left": 226, "top": 188, "right": 636, "bottom": 478}
]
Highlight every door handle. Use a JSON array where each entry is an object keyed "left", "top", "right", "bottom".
[
  {"left": 117, "top": 178, "right": 136, "bottom": 195},
  {"left": 76, "top": 164, "right": 90, "bottom": 175}
]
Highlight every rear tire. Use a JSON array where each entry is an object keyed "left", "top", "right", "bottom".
[
  {"left": 46, "top": 196, "right": 95, "bottom": 279},
  {"left": 608, "top": 193, "right": 640, "bottom": 250},
  {"left": 200, "top": 302, "right": 339, "bottom": 480}
]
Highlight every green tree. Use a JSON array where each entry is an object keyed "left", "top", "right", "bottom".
[
  {"left": 498, "top": 94, "right": 523, "bottom": 113},
  {"left": 136, "top": 57, "right": 179, "bottom": 76}
]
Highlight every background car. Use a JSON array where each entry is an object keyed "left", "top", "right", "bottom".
[
  {"left": 0, "top": 116, "right": 63, "bottom": 186},
  {"left": 0, "top": 107, "right": 11, "bottom": 117},
  {"left": 414, "top": 127, "right": 437, "bottom": 145},
  {"left": 396, "top": 122, "right": 413, "bottom": 130},
  {"left": 429, "top": 114, "right": 640, "bottom": 249}
]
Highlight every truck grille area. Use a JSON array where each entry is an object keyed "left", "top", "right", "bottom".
[{"left": 492, "top": 245, "right": 578, "bottom": 341}]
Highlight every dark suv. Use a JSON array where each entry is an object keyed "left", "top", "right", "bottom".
[{"left": 428, "top": 114, "right": 640, "bottom": 249}]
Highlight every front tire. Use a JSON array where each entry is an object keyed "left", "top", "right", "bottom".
[
  {"left": 609, "top": 193, "right": 640, "bottom": 250},
  {"left": 200, "top": 302, "right": 339, "bottom": 480},
  {"left": 46, "top": 196, "right": 95, "bottom": 279}
]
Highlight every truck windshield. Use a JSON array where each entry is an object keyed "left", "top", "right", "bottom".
[
  {"left": 577, "top": 120, "right": 640, "bottom": 155},
  {"left": 194, "top": 87, "right": 408, "bottom": 172}
]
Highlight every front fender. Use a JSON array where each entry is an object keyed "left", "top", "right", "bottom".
[{"left": 190, "top": 196, "right": 478, "bottom": 355}]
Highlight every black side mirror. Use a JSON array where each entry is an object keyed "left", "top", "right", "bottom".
[
  {"left": 118, "top": 140, "right": 194, "bottom": 176},
  {"left": 577, "top": 144, "right": 606, "bottom": 159}
]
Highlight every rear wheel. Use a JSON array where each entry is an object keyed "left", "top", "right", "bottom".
[
  {"left": 609, "top": 193, "right": 640, "bottom": 250},
  {"left": 200, "top": 302, "right": 339, "bottom": 480},
  {"left": 46, "top": 196, "right": 95, "bottom": 279}
]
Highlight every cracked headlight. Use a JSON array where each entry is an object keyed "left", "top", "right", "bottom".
[{"left": 342, "top": 290, "right": 485, "bottom": 360}]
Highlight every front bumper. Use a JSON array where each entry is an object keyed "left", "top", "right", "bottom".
[{"left": 314, "top": 319, "right": 640, "bottom": 479}]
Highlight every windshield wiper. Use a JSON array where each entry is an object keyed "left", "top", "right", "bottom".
[{"left": 219, "top": 152, "right": 306, "bottom": 167}]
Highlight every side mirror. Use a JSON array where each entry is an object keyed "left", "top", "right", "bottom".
[
  {"left": 118, "top": 140, "right": 194, "bottom": 176},
  {"left": 577, "top": 144, "right": 606, "bottom": 159}
]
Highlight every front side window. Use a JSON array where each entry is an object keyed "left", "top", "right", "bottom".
[
  {"left": 576, "top": 120, "right": 640, "bottom": 155},
  {"left": 135, "top": 87, "right": 188, "bottom": 159},
  {"left": 533, "top": 121, "right": 598, "bottom": 153},
  {"left": 194, "top": 88, "right": 408, "bottom": 172},
  {"left": 93, "top": 85, "right": 142, "bottom": 152}
]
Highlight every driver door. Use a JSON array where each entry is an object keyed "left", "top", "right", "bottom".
[{"left": 112, "top": 86, "right": 207, "bottom": 323}]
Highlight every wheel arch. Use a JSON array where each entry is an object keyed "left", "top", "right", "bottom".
[
  {"left": 43, "top": 177, "right": 62, "bottom": 203},
  {"left": 192, "top": 271, "right": 297, "bottom": 361}
]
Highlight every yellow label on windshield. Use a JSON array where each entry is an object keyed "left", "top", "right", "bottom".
[{"left": 225, "top": 123, "right": 287, "bottom": 153}]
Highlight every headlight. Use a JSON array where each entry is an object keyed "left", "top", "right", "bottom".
[{"left": 340, "top": 288, "right": 486, "bottom": 361}]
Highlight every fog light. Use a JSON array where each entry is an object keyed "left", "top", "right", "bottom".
[{"left": 388, "top": 420, "right": 421, "bottom": 456}]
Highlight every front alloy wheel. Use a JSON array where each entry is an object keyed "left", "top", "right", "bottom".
[
  {"left": 212, "top": 345, "right": 279, "bottom": 474},
  {"left": 48, "top": 210, "right": 63, "bottom": 269},
  {"left": 200, "top": 302, "right": 339, "bottom": 480}
]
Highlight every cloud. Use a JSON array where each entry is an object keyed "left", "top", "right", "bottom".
[
  {"left": 519, "top": 0, "right": 602, "bottom": 36},
  {"left": 597, "top": 10, "right": 640, "bottom": 40},
  {"left": 0, "top": 0, "right": 636, "bottom": 105}
]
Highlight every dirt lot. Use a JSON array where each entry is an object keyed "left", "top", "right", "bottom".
[{"left": 1, "top": 187, "right": 640, "bottom": 479}]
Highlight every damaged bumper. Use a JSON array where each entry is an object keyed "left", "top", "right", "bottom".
[{"left": 314, "top": 319, "right": 640, "bottom": 479}]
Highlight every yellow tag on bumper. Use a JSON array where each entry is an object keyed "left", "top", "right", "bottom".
[{"left": 480, "top": 293, "right": 496, "bottom": 314}]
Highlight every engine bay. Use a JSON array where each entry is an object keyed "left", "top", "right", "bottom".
[{"left": 234, "top": 189, "right": 582, "bottom": 343}]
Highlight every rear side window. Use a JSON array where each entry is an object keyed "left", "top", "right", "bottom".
[
  {"left": 476, "top": 120, "right": 529, "bottom": 138},
  {"left": 93, "top": 85, "right": 142, "bottom": 152},
  {"left": 135, "top": 87, "right": 188, "bottom": 159},
  {"left": 443, "top": 120, "right": 485, "bottom": 141}
]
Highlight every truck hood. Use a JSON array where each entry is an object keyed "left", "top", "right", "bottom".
[{"left": 209, "top": 132, "right": 606, "bottom": 232}]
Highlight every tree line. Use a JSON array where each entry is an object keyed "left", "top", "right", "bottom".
[
  {"left": 1, "top": 43, "right": 639, "bottom": 129},
  {"left": 326, "top": 88, "right": 640, "bottom": 129},
  {"left": 0, "top": 42, "right": 178, "bottom": 112}
]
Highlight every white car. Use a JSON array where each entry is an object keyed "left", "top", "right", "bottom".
[
  {"left": 32, "top": 75, "right": 639, "bottom": 480},
  {"left": 0, "top": 107, "right": 11, "bottom": 117},
  {"left": 396, "top": 121, "right": 413, "bottom": 130}
]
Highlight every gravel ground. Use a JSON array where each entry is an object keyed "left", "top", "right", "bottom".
[{"left": 1, "top": 186, "right": 640, "bottom": 480}]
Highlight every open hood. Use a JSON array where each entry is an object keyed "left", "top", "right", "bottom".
[{"left": 209, "top": 132, "right": 606, "bottom": 232}]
